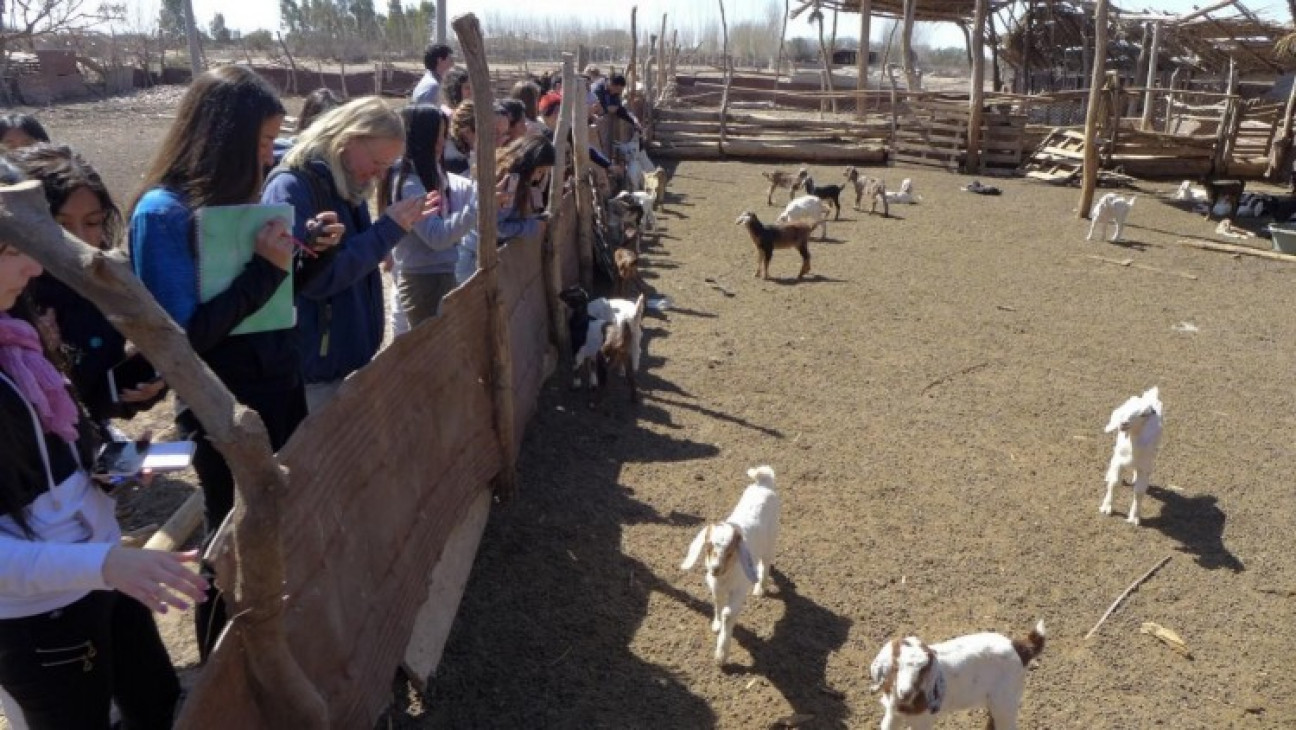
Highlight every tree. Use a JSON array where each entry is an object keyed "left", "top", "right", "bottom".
[
  {"left": 210, "top": 12, "right": 231, "bottom": 44},
  {"left": 245, "top": 29, "right": 275, "bottom": 52},
  {"left": 159, "top": 0, "right": 185, "bottom": 41}
]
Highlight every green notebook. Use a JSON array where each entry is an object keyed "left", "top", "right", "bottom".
[{"left": 196, "top": 203, "right": 295, "bottom": 336}]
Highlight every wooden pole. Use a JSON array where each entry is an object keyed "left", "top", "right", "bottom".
[
  {"left": 775, "top": 0, "right": 789, "bottom": 94},
  {"left": 626, "top": 6, "right": 638, "bottom": 146},
  {"left": 966, "top": 0, "right": 988, "bottom": 173},
  {"left": 454, "top": 13, "right": 517, "bottom": 501},
  {"left": 658, "top": 13, "right": 668, "bottom": 99},
  {"left": 856, "top": 0, "right": 871, "bottom": 118},
  {"left": 1265, "top": 71, "right": 1296, "bottom": 180},
  {"left": 718, "top": 0, "right": 731, "bottom": 154},
  {"left": 1140, "top": 22, "right": 1161, "bottom": 130},
  {"left": 545, "top": 55, "right": 575, "bottom": 371},
  {"left": 0, "top": 184, "right": 328, "bottom": 727},
  {"left": 1078, "top": 0, "right": 1109, "bottom": 219},
  {"left": 569, "top": 57, "right": 595, "bottom": 291},
  {"left": 1213, "top": 57, "right": 1238, "bottom": 174},
  {"left": 901, "top": 0, "right": 918, "bottom": 90}
]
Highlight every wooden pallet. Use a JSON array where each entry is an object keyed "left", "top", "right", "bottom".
[
  {"left": 980, "top": 113, "right": 1027, "bottom": 175},
  {"left": 892, "top": 100, "right": 968, "bottom": 171},
  {"left": 1022, "top": 128, "right": 1093, "bottom": 183}
]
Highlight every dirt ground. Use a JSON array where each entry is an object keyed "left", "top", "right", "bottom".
[{"left": 17, "top": 89, "right": 1296, "bottom": 729}]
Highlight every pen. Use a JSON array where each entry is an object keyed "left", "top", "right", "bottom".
[{"left": 291, "top": 236, "right": 319, "bottom": 258}]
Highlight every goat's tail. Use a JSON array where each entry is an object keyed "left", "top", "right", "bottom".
[
  {"left": 746, "top": 465, "right": 776, "bottom": 489},
  {"left": 1011, "top": 620, "right": 1047, "bottom": 667}
]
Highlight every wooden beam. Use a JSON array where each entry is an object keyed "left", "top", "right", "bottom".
[
  {"left": 568, "top": 57, "right": 594, "bottom": 291},
  {"left": 545, "top": 55, "right": 575, "bottom": 369},
  {"left": 1078, "top": 0, "right": 1109, "bottom": 220},
  {"left": 966, "top": 0, "right": 988, "bottom": 172},
  {"left": 1265, "top": 72, "right": 1296, "bottom": 180},
  {"left": 901, "top": 0, "right": 918, "bottom": 90},
  {"left": 1140, "top": 22, "right": 1161, "bottom": 131},
  {"left": 856, "top": 0, "right": 871, "bottom": 118},
  {"left": 718, "top": 0, "right": 731, "bottom": 152},
  {"left": 455, "top": 13, "right": 516, "bottom": 500}
]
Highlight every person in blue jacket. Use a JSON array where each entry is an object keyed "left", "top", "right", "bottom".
[
  {"left": 127, "top": 66, "right": 332, "bottom": 660},
  {"left": 263, "top": 96, "right": 439, "bottom": 412}
]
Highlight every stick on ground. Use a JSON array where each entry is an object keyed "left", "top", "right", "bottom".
[{"left": 1085, "top": 554, "right": 1173, "bottom": 640}]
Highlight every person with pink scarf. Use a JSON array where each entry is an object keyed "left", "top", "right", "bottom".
[{"left": 0, "top": 239, "right": 207, "bottom": 728}]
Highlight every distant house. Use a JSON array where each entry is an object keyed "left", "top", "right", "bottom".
[{"left": 830, "top": 49, "right": 918, "bottom": 67}]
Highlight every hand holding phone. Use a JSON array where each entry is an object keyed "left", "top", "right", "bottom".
[
  {"left": 95, "top": 440, "right": 197, "bottom": 478},
  {"left": 108, "top": 355, "right": 160, "bottom": 405}
]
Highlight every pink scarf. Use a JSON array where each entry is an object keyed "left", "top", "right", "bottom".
[{"left": 0, "top": 313, "right": 79, "bottom": 442}]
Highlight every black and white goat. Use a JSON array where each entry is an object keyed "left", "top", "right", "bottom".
[
  {"left": 801, "top": 175, "right": 844, "bottom": 220},
  {"left": 869, "top": 620, "right": 1047, "bottom": 730},
  {"left": 681, "top": 466, "right": 781, "bottom": 665}
]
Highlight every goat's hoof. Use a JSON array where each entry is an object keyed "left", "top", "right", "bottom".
[
  {"left": 711, "top": 620, "right": 721, "bottom": 633},
  {"left": 713, "top": 652, "right": 727, "bottom": 666},
  {"left": 1099, "top": 503, "right": 1113, "bottom": 516},
  {"left": 1127, "top": 514, "right": 1141, "bottom": 526}
]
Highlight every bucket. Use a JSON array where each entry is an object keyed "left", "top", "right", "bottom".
[{"left": 1267, "top": 224, "right": 1296, "bottom": 255}]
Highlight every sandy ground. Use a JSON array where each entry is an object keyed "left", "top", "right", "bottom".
[{"left": 7, "top": 88, "right": 1295, "bottom": 728}]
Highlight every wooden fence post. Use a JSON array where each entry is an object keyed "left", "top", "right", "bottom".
[
  {"left": 856, "top": 0, "right": 871, "bottom": 118},
  {"left": 0, "top": 183, "right": 329, "bottom": 728},
  {"left": 1139, "top": 21, "right": 1161, "bottom": 130},
  {"left": 546, "top": 56, "right": 575, "bottom": 369},
  {"left": 569, "top": 57, "right": 595, "bottom": 291},
  {"left": 965, "top": 0, "right": 988, "bottom": 173},
  {"left": 1078, "top": 0, "right": 1108, "bottom": 219},
  {"left": 1266, "top": 71, "right": 1296, "bottom": 180},
  {"left": 718, "top": 0, "right": 731, "bottom": 155},
  {"left": 454, "top": 13, "right": 517, "bottom": 500}
]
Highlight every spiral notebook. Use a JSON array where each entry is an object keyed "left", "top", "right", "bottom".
[{"left": 196, "top": 203, "right": 295, "bottom": 336}]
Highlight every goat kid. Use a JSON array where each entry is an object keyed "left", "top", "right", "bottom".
[
  {"left": 559, "top": 286, "right": 605, "bottom": 392},
  {"left": 760, "top": 164, "right": 809, "bottom": 206},
  {"left": 801, "top": 176, "right": 844, "bottom": 221},
  {"left": 594, "top": 293, "right": 646, "bottom": 404},
  {"left": 1102, "top": 386, "right": 1163, "bottom": 526},
  {"left": 643, "top": 166, "right": 667, "bottom": 210},
  {"left": 777, "top": 195, "right": 831, "bottom": 240},
  {"left": 885, "top": 178, "right": 921, "bottom": 205},
  {"left": 736, "top": 210, "right": 813, "bottom": 280},
  {"left": 613, "top": 247, "right": 644, "bottom": 298},
  {"left": 681, "top": 465, "right": 781, "bottom": 666},
  {"left": 609, "top": 192, "right": 647, "bottom": 252},
  {"left": 870, "top": 620, "right": 1047, "bottom": 730},
  {"left": 843, "top": 166, "right": 889, "bottom": 217},
  {"left": 1087, "top": 192, "right": 1137, "bottom": 242}
]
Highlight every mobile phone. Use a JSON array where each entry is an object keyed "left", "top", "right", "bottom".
[
  {"left": 504, "top": 173, "right": 520, "bottom": 196},
  {"left": 94, "top": 440, "right": 196, "bottom": 477},
  {"left": 107, "top": 355, "right": 159, "bottom": 404}
]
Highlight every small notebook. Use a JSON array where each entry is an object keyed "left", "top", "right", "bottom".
[{"left": 196, "top": 203, "right": 295, "bottom": 335}]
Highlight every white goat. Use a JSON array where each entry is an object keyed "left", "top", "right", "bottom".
[
  {"left": 588, "top": 296, "right": 644, "bottom": 376},
  {"left": 681, "top": 465, "right": 781, "bottom": 666},
  {"left": 885, "top": 178, "right": 922, "bottom": 205},
  {"left": 776, "top": 195, "right": 831, "bottom": 240},
  {"left": 624, "top": 190, "right": 658, "bottom": 230},
  {"left": 1174, "top": 180, "right": 1208, "bottom": 202},
  {"left": 613, "top": 133, "right": 656, "bottom": 192},
  {"left": 1102, "top": 386, "right": 1163, "bottom": 526},
  {"left": 1087, "top": 192, "right": 1137, "bottom": 242},
  {"left": 869, "top": 620, "right": 1046, "bottom": 730},
  {"left": 643, "top": 166, "right": 667, "bottom": 210}
]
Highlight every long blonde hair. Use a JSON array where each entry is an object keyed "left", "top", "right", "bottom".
[{"left": 282, "top": 96, "right": 403, "bottom": 203}]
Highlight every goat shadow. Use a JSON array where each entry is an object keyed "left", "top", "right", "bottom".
[
  {"left": 1145, "top": 485, "right": 1244, "bottom": 572},
  {"left": 1104, "top": 238, "right": 1151, "bottom": 251},
  {"left": 725, "top": 570, "right": 854, "bottom": 729},
  {"left": 769, "top": 274, "right": 850, "bottom": 286}
]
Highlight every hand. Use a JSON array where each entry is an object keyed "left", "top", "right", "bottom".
[
  {"left": 118, "top": 378, "right": 166, "bottom": 404},
  {"left": 306, "top": 212, "right": 344, "bottom": 251},
  {"left": 102, "top": 547, "right": 208, "bottom": 614},
  {"left": 386, "top": 191, "right": 441, "bottom": 231},
  {"left": 494, "top": 176, "right": 514, "bottom": 209},
  {"left": 253, "top": 218, "right": 293, "bottom": 271}
]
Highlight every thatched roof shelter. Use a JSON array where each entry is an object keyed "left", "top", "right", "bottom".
[{"left": 794, "top": 0, "right": 984, "bottom": 23}]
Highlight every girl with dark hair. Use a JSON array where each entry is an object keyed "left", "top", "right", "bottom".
[
  {"left": 9, "top": 143, "right": 165, "bottom": 437},
  {"left": 297, "top": 87, "right": 344, "bottom": 134},
  {"left": 0, "top": 240, "right": 207, "bottom": 728},
  {"left": 378, "top": 104, "right": 479, "bottom": 328},
  {"left": 510, "top": 79, "right": 546, "bottom": 135},
  {"left": 443, "top": 68, "right": 471, "bottom": 109},
  {"left": 454, "top": 134, "right": 555, "bottom": 283},
  {"left": 128, "top": 65, "right": 315, "bottom": 660},
  {"left": 0, "top": 113, "right": 50, "bottom": 149}
]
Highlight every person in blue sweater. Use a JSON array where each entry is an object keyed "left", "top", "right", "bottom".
[
  {"left": 455, "top": 134, "right": 555, "bottom": 284},
  {"left": 263, "top": 96, "right": 439, "bottom": 412},
  {"left": 9, "top": 144, "right": 167, "bottom": 439},
  {"left": 127, "top": 66, "right": 322, "bottom": 660}
]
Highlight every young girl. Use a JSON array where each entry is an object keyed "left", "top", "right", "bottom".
[
  {"left": 0, "top": 113, "right": 49, "bottom": 150},
  {"left": 128, "top": 65, "right": 320, "bottom": 660},
  {"left": 378, "top": 104, "right": 479, "bottom": 329},
  {"left": 454, "top": 134, "right": 555, "bottom": 284},
  {"left": 10, "top": 144, "right": 166, "bottom": 438},
  {"left": 0, "top": 240, "right": 207, "bottom": 728}
]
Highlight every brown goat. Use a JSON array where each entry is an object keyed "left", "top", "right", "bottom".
[
  {"left": 735, "top": 210, "right": 812, "bottom": 280},
  {"left": 843, "top": 166, "right": 889, "bottom": 217},
  {"left": 760, "top": 164, "right": 809, "bottom": 206},
  {"left": 614, "top": 247, "right": 644, "bottom": 298}
]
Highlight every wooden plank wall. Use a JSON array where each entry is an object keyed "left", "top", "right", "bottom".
[{"left": 176, "top": 199, "right": 582, "bottom": 728}]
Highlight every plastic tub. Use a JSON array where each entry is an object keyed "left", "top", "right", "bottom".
[{"left": 1268, "top": 224, "right": 1296, "bottom": 255}]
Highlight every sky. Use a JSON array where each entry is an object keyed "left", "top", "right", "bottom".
[{"left": 114, "top": 0, "right": 1292, "bottom": 50}]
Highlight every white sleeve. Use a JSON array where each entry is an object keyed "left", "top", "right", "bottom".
[{"left": 0, "top": 534, "right": 112, "bottom": 598}]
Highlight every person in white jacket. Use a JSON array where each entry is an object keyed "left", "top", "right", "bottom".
[{"left": 0, "top": 238, "right": 207, "bottom": 728}]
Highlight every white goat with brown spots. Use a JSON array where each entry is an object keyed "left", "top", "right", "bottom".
[
  {"left": 844, "top": 165, "right": 889, "bottom": 217},
  {"left": 681, "top": 465, "right": 781, "bottom": 666},
  {"left": 760, "top": 165, "right": 809, "bottom": 206},
  {"left": 869, "top": 620, "right": 1046, "bottom": 730}
]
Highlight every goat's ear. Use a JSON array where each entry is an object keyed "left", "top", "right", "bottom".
[
  {"left": 681, "top": 527, "right": 709, "bottom": 570},
  {"left": 736, "top": 538, "right": 759, "bottom": 584},
  {"left": 927, "top": 663, "right": 947, "bottom": 714},
  {"left": 868, "top": 642, "right": 894, "bottom": 692},
  {"left": 1104, "top": 409, "right": 1122, "bottom": 433}
]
